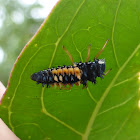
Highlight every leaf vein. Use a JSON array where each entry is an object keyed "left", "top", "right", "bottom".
[
  {"left": 40, "top": 87, "right": 83, "bottom": 136},
  {"left": 49, "top": 0, "right": 86, "bottom": 68},
  {"left": 15, "top": 122, "right": 46, "bottom": 136},
  {"left": 82, "top": 44, "right": 140, "bottom": 140},
  {"left": 7, "top": 43, "right": 54, "bottom": 132},
  {"left": 72, "top": 33, "right": 97, "bottom": 104},
  {"left": 8, "top": 47, "right": 42, "bottom": 132},
  {"left": 111, "top": 0, "right": 122, "bottom": 68},
  {"left": 113, "top": 73, "right": 138, "bottom": 87},
  {"left": 111, "top": 114, "right": 130, "bottom": 140},
  {"left": 97, "top": 94, "right": 136, "bottom": 116}
]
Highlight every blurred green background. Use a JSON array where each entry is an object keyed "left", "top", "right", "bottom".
[{"left": 0, "top": 0, "right": 58, "bottom": 86}]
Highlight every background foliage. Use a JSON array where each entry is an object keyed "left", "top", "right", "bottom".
[
  {"left": 0, "top": 0, "right": 140, "bottom": 140},
  {"left": 0, "top": 0, "right": 44, "bottom": 86}
]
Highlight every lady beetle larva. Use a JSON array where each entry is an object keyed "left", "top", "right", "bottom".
[{"left": 31, "top": 39, "right": 111, "bottom": 88}]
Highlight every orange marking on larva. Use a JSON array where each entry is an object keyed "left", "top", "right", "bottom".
[
  {"left": 59, "top": 75, "right": 63, "bottom": 82},
  {"left": 77, "top": 75, "right": 81, "bottom": 80},
  {"left": 74, "top": 67, "right": 81, "bottom": 80},
  {"left": 52, "top": 69, "right": 57, "bottom": 75},
  {"left": 74, "top": 67, "right": 80, "bottom": 74},
  {"left": 62, "top": 67, "right": 68, "bottom": 75},
  {"left": 54, "top": 75, "right": 58, "bottom": 82},
  {"left": 57, "top": 68, "right": 63, "bottom": 75},
  {"left": 68, "top": 67, "right": 74, "bottom": 75}
]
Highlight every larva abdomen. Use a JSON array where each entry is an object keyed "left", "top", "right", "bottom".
[
  {"left": 31, "top": 66, "right": 81, "bottom": 88},
  {"left": 31, "top": 59, "right": 106, "bottom": 88}
]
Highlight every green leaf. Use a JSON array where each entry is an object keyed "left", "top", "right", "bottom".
[{"left": 0, "top": 0, "right": 140, "bottom": 139}]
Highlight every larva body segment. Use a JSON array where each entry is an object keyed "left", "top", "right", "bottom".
[{"left": 30, "top": 59, "right": 105, "bottom": 88}]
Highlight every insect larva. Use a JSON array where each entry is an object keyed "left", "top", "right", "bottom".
[{"left": 31, "top": 39, "right": 111, "bottom": 88}]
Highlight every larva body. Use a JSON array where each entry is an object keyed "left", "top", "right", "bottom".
[{"left": 31, "top": 59, "right": 105, "bottom": 88}]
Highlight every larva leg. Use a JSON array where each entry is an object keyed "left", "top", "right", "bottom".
[
  {"left": 62, "top": 46, "right": 74, "bottom": 65},
  {"left": 103, "top": 68, "right": 112, "bottom": 76},
  {"left": 94, "top": 39, "right": 109, "bottom": 59},
  {"left": 82, "top": 85, "right": 88, "bottom": 89},
  {"left": 60, "top": 87, "right": 72, "bottom": 90},
  {"left": 82, "top": 80, "right": 88, "bottom": 89},
  {"left": 85, "top": 44, "right": 91, "bottom": 62}
]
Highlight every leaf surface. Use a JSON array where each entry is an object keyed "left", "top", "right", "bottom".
[{"left": 0, "top": 0, "right": 140, "bottom": 139}]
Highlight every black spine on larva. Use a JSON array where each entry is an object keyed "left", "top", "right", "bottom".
[
  {"left": 47, "top": 69, "right": 54, "bottom": 87},
  {"left": 88, "top": 61, "right": 97, "bottom": 84},
  {"left": 63, "top": 73, "right": 68, "bottom": 86},
  {"left": 77, "top": 63, "right": 88, "bottom": 86},
  {"left": 31, "top": 59, "right": 105, "bottom": 88}
]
